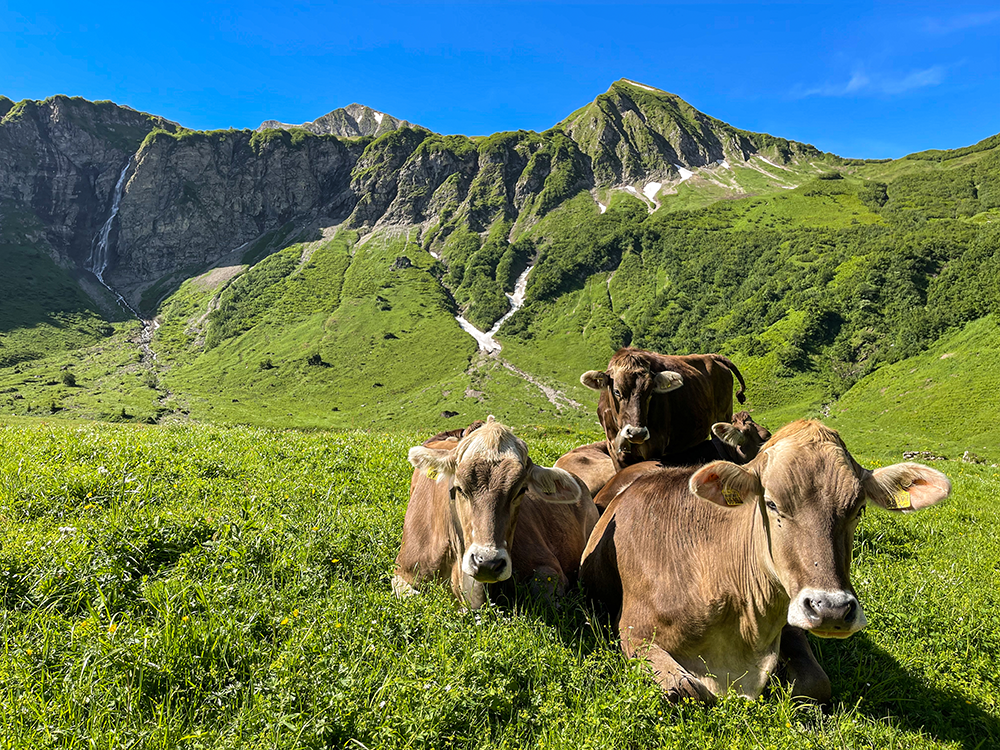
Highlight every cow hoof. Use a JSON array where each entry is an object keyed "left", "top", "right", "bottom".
[
  {"left": 665, "top": 674, "right": 716, "bottom": 705},
  {"left": 391, "top": 575, "right": 420, "bottom": 598}
]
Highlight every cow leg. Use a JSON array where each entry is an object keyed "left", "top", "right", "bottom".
[
  {"left": 528, "top": 565, "right": 567, "bottom": 605},
  {"left": 643, "top": 644, "right": 717, "bottom": 705},
  {"left": 391, "top": 574, "right": 420, "bottom": 598},
  {"left": 776, "top": 625, "right": 832, "bottom": 703}
]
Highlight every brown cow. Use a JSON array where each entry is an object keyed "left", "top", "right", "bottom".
[
  {"left": 581, "top": 348, "right": 747, "bottom": 471},
  {"left": 394, "top": 417, "right": 598, "bottom": 609},
  {"left": 580, "top": 420, "right": 950, "bottom": 703},
  {"left": 556, "top": 412, "right": 770, "bottom": 510}
]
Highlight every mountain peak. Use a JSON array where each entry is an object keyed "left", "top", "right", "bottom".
[{"left": 258, "top": 103, "right": 417, "bottom": 138}]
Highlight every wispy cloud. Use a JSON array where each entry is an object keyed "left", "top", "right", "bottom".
[
  {"left": 924, "top": 10, "right": 1000, "bottom": 34},
  {"left": 795, "top": 65, "right": 946, "bottom": 98}
]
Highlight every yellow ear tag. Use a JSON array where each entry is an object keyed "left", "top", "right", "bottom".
[
  {"left": 426, "top": 468, "right": 439, "bottom": 481},
  {"left": 889, "top": 489, "right": 911, "bottom": 509},
  {"left": 722, "top": 488, "right": 744, "bottom": 506}
]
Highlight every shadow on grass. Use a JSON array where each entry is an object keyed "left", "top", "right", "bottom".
[{"left": 819, "top": 631, "right": 999, "bottom": 749}]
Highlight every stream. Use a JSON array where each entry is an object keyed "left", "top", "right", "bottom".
[{"left": 454, "top": 262, "right": 532, "bottom": 354}]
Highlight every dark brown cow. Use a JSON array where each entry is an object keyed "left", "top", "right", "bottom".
[
  {"left": 581, "top": 348, "right": 747, "bottom": 471},
  {"left": 394, "top": 417, "right": 598, "bottom": 609},
  {"left": 556, "top": 412, "right": 770, "bottom": 511},
  {"left": 580, "top": 420, "right": 950, "bottom": 703}
]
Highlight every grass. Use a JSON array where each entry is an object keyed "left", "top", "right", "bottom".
[{"left": 0, "top": 417, "right": 997, "bottom": 748}]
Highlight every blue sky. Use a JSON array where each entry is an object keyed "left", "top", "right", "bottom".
[{"left": 2, "top": 1, "right": 999, "bottom": 158}]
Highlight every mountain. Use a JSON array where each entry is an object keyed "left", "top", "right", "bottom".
[
  {"left": 1, "top": 82, "right": 999, "bottom": 460},
  {"left": 259, "top": 103, "right": 416, "bottom": 138}
]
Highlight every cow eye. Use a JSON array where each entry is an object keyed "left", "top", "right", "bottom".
[
  {"left": 613, "top": 388, "right": 622, "bottom": 399},
  {"left": 516, "top": 486, "right": 528, "bottom": 496},
  {"left": 765, "top": 499, "right": 779, "bottom": 513}
]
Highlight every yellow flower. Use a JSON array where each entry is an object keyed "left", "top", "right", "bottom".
[
  {"left": 87, "top": 492, "right": 92, "bottom": 497},
  {"left": 182, "top": 615, "right": 189, "bottom": 622},
  {"left": 281, "top": 618, "right": 289, "bottom": 625},
  {"left": 293, "top": 609, "right": 299, "bottom": 617},
  {"left": 332, "top": 558, "right": 340, "bottom": 564},
  {"left": 335, "top": 623, "right": 342, "bottom": 628},
  {"left": 108, "top": 622, "right": 118, "bottom": 634},
  {"left": 84, "top": 504, "right": 94, "bottom": 510},
  {"left": 26, "top": 648, "right": 33, "bottom": 655}
]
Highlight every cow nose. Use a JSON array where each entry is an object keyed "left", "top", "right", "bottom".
[
  {"left": 803, "top": 593, "right": 858, "bottom": 625},
  {"left": 474, "top": 555, "right": 507, "bottom": 577},
  {"left": 622, "top": 425, "right": 649, "bottom": 443}
]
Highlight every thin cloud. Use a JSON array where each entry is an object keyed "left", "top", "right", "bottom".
[
  {"left": 925, "top": 11, "right": 1000, "bottom": 34},
  {"left": 795, "top": 65, "right": 946, "bottom": 98}
]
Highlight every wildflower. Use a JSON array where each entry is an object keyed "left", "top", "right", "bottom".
[
  {"left": 182, "top": 615, "right": 189, "bottom": 622},
  {"left": 332, "top": 558, "right": 340, "bottom": 564},
  {"left": 26, "top": 648, "right": 33, "bottom": 655},
  {"left": 281, "top": 618, "right": 289, "bottom": 625},
  {"left": 335, "top": 622, "right": 342, "bottom": 628},
  {"left": 108, "top": 622, "right": 118, "bottom": 634},
  {"left": 87, "top": 492, "right": 92, "bottom": 498},
  {"left": 293, "top": 609, "right": 300, "bottom": 617}
]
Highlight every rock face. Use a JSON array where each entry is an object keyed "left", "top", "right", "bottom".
[
  {"left": 259, "top": 103, "right": 415, "bottom": 138},
  {"left": 0, "top": 96, "right": 176, "bottom": 265},
  {"left": 1, "top": 83, "right": 831, "bottom": 311},
  {"left": 111, "top": 128, "right": 363, "bottom": 291}
]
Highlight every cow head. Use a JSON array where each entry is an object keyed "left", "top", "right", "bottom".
[
  {"left": 689, "top": 420, "right": 950, "bottom": 638},
  {"left": 582, "top": 352, "right": 683, "bottom": 449},
  {"left": 711, "top": 411, "right": 771, "bottom": 464},
  {"left": 408, "top": 416, "right": 584, "bottom": 584}
]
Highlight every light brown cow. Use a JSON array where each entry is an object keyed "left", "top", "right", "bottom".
[
  {"left": 555, "top": 412, "right": 770, "bottom": 510},
  {"left": 394, "top": 417, "right": 598, "bottom": 609},
  {"left": 580, "top": 420, "right": 950, "bottom": 703},
  {"left": 581, "top": 348, "right": 747, "bottom": 471}
]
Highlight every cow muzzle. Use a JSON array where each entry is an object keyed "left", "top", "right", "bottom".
[
  {"left": 618, "top": 424, "right": 650, "bottom": 444},
  {"left": 787, "top": 588, "right": 867, "bottom": 638},
  {"left": 462, "top": 544, "right": 512, "bottom": 583}
]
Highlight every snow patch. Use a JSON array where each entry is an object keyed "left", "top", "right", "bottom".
[
  {"left": 624, "top": 186, "right": 639, "bottom": 195},
  {"left": 455, "top": 263, "right": 533, "bottom": 354},
  {"left": 429, "top": 249, "right": 441, "bottom": 260},
  {"left": 597, "top": 202, "right": 608, "bottom": 214},
  {"left": 643, "top": 182, "right": 662, "bottom": 200},
  {"left": 374, "top": 111, "right": 384, "bottom": 126},
  {"left": 673, "top": 165, "right": 694, "bottom": 182},
  {"left": 756, "top": 155, "right": 793, "bottom": 172}
]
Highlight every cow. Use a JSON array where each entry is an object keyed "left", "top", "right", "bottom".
[
  {"left": 393, "top": 416, "right": 598, "bottom": 609},
  {"left": 555, "top": 411, "right": 770, "bottom": 510},
  {"left": 581, "top": 348, "right": 747, "bottom": 471},
  {"left": 580, "top": 420, "right": 950, "bottom": 703}
]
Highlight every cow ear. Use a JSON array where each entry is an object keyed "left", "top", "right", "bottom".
[
  {"left": 712, "top": 421, "right": 746, "bottom": 447},
  {"left": 864, "top": 463, "right": 951, "bottom": 512},
  {"left": 653, "top": 370, "right": 683, "bottom": 393},
  {"left": 689, "top": 461, "right": 760, "bottom": 508},
  {"left": 408, "top": 446, "right": 457, "bottom": 479},
  {"left": 581, "top": 370, "right": 610, "bottom": 391},
  {"left": 527, "top": 465, "right": 584, "bottom": 504}
]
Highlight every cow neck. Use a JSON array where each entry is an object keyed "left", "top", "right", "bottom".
[{"left": 726, "top": 499, "right": 790, "bottom": 646}]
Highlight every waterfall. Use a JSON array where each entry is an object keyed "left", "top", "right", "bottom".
[
  {"left": 87, "top": 160, "right": 144, "bottom": 321},
  {"left": 454, "top": 262, "right": 533, "bottom": 354}
]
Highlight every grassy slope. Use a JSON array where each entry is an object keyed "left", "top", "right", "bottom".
[
  {"left": 1, "top": 418, "right": 997, "bottom": 748},
  {"left": 826, "top": 315, "right": 1000, "bottom": 461}
]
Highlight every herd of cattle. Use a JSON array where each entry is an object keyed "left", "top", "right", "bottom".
[{"left": 392, "top": 347, "right": 952, "bottom": 704}]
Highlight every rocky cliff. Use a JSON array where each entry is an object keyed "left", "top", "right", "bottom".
[{"left": 0, "top": 96, "right": 176, "bottom": 265}]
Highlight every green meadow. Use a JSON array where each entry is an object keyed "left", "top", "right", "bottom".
[{"left": 1, "top": 418, "right": 998, "bottom": 749}]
